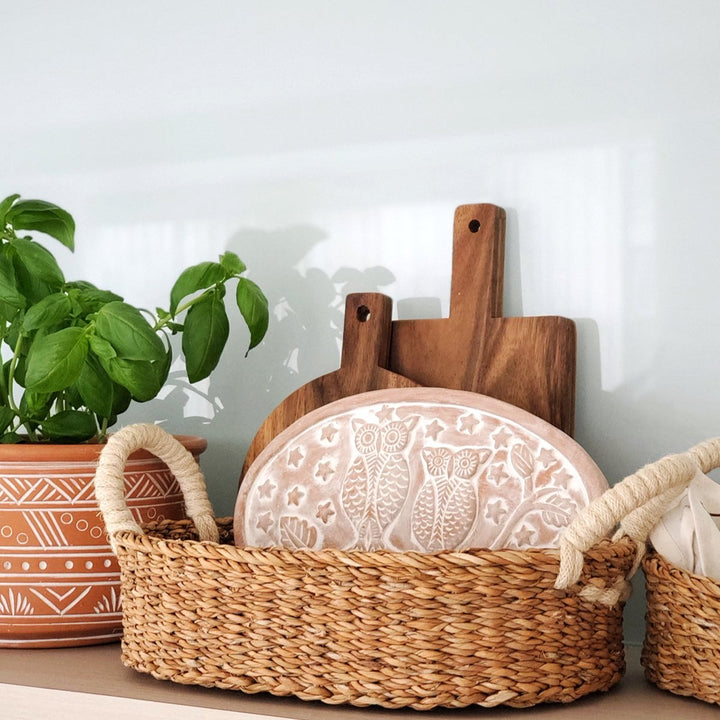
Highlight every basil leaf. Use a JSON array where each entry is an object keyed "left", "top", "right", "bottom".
[
  {"left": 1, "top": 432, "right": 22, "bottom": 444},
  {"left": 0, "top": 246, "right": 25, "bottom": 309},
  {"left": 10, "top": 237, "right": 65, "bottom": 300},
  {"left": 94, "top": 301, "right": 165, "bottom": 361},
  {"left": 40, "top": 410, "right": 96, "bottom": 442},
  {"left": 25, "top": 326, "right": 88, "bottom": 393},
  {"left": 0, "top": 194, "right": 21, "bottom": 225},
  {"left": 169, "top": 261, "right": 225, "bottom": 315},
  {"left": 182, "top": 290, "right": 229, "bottom": 383},
  {"left": 6, "top": 199, "right": 75, "bottom": 251},
  {"left": 22, "top": 292, "right": 72, "bottom": 331},
  {"left": 101, "top": 357, "right": 165, "bottom": 402},
  {"left": 236, "top": 277, "right": 269, "bottom": 353},
  {"left": 89, "top": 334, "right": 117, "bottom": 361},
  {"left": 0, "top": 405, "right": 14, "bottom": 434},
  {"left": 219, "top": 251, "right": 246, "bottom": 276},
  {"left": 75, "top": 354, "right": 114, "bottom": 417},
  {"left": 20, "top": 390, "right": 55, "bottom": 419},
  {"left": 66, "top": 281, "right": 122, "bottom": 314}
]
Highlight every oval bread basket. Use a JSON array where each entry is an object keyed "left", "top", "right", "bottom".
[{"left": 93, "top": 423, "right": 667, "bottom": 710}]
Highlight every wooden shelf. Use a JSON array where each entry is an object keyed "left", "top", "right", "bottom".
[{"left": 1, "top": 644, "right": 717, "bottom": 719}]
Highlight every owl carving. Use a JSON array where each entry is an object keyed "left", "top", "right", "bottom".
[
  {"left": 340, "top": 416, "right": 418, "bottom": 550},
  {"left": 411, "top": 446, "right": 485, "bottom": 551}
]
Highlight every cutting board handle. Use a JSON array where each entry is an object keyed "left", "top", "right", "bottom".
[
  {"left": 450, "top": 204, "right": 506, "bottom": 321},
  {"left": 340, "top": 292, "right": 393, "bottom": 373}
]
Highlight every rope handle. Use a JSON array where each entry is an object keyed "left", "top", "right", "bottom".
[
  {"left": 94, "top": 423, "right": 219, "bottom": 552},
  {"left": 554, "top": 440, "right": 714, "bottom": 596}
]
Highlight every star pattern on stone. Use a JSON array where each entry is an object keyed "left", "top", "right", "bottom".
[
  {"left": 316, "top": 501, "right": 336, "bottom": 524},
  {"left": 492, "top": 426, "right": 514, "bottom": 448},
  {"left": 256, "top": 512, "right": 274, "bottom": 534},
  {"left": 425, "top": 419, "right": 444, "bottom": 442},
  {"left": 287, "top": 486, "right": 304, "bottom": 506},
  {"left": 287, "top": 447, "right": 304, "bottom": 467},
  {"left": 486, "top": 463, "right": 509, "bottom": 486},
  {"left": 538, "top": 447, "right": 558, "bottom": 468},
  {"left": 315, "top": 460, "right": 334, "bottom": 482},
  {"left": 258, "top": 479, "right": 276, "bottom": 499},
  {"left": 552, "top": 468, "right": 574, "bottom": 488},
  {"left": 485, "top": 499, "right": 507, "bottom": 524},
  {"left": 458, "top": 414, "right": 480, "bottom": 434},
  {"left": 375, "top": 405, "right": 395, "bottom": 423},
  {"left": 320, "top": 424, "right": 339, "bottom": 443},
  {"left": 514, "top": 524, "right": 537, "bottom": 547}
]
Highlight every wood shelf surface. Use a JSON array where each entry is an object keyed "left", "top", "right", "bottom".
[{"left": 1, "top": 644, "right": 717, "bottom": 719}]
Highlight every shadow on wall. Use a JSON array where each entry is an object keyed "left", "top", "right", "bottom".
[{"left": 122, "top": 224, "right": 396, "bottom": 509}]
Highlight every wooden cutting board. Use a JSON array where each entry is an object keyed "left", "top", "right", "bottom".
[
  {"left": 389, "top": 204, "right": 577, "bottom": 436},
  {"left": 241, "top": 292, "right": 420, "bottom": 477}
]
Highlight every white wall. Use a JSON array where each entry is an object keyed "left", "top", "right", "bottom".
[{"left": 3, "top": 1, "right": 720, "bottom": 642}]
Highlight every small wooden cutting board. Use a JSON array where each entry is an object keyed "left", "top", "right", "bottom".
[
  {"left": 389, "top": 204, "right": 577, "bottom": 436},
  {"left": 241, "top": 292, "right": 420, "bottom": 477}
]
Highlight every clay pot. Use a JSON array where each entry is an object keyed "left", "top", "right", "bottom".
[{"left": 0, "top": 434, "right": 206, "bottom": 648}]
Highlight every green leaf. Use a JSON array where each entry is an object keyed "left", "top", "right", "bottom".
[
  {"left": 75, "top": 354, "right": 114, "bottom": 417},
  {"left": 111, "top": 382, "right": 132, "bottom": 416},
  {"left": 94, "top": 301, "right": 165, "bottom": 361},
  {"left": 0, "top": 405, "right": 14, "bottom": 434},
  {"left": 40, "top": 410, "right": 97, "bottom": 442},
  {"left": 0, "top": 194, "right": 21, "bottom": 225},
  {"left": 169, "top": 261, "right": 226, "bottom": 315},
  {"left": 10, "top": 237, "right": 65, "bottom": 300},
  {"left": 20, "top": 390, "right": 55, "bottom": 419},
  {"left": 219, "top": 251, "right": 246, "bottom": 276},
  {"left": 236, "top": 277, "right": 269, "bottom": 354},
  {"left": 101, "top": 356, "right": 165, "bottom": 402},
  {"left": 6, "top": 198, "right": 75, "bottom": 251},
  {"left": 1, "top": 432, "right": 22, "bottom": 444},
  {"left": 25, "top": 326, "right": 89, "bottom": 393},
  {"left": 22, "top": 292, "right": 72, "bottom": 331},
  {"left": 0, "top": 246, "right": 25, "bottom": 309},
  {"left": 182, "top": 290, "right": 229, "bottom": 383},
  {"left": 89, "top": 334, "right": 117, "bottom": 361},
  {"left": 66, "top": 282, "right": 122, "bottom": 314}
]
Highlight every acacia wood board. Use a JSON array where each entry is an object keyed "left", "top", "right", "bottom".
[
  {"left": 241, "top": 292, "right": 419, "bottom": 477},
  {"left": 389, "top": 204, "right": 577, "bottom": 436}
]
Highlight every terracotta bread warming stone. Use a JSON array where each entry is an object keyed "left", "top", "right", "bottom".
[
  {"left": 241, "top": 292, "right": 419, "bottom": 478},
  {"left": 234, "top": 388, "right": 608, "bottom": 552},
  {"left": 389, "top": 204, "right": 577, "bottom": 436}
]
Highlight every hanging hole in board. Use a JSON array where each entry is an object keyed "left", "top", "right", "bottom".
[
  {"left": 356, "top": 305, "right": 371, "bottom": 322},
  {"left": 468, "top": 219, "right": 481, "bottom": 233}
]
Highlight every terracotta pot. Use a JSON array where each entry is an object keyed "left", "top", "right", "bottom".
[{"left": 0, "top": 434, "right": 206, "bottom": 648}]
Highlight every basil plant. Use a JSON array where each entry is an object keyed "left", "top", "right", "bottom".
[{"left": 0, "top": 194, "right": 268, "bottom": 443}]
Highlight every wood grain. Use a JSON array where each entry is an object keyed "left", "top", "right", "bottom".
[
  {"left": 389, "top": 204, "right": 577, "bottom": 435},
  {"left": 241, "top": 292, "right": 419, "bottom": 477}
]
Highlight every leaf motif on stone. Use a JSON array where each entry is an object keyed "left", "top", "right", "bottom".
[
  {"left": 279, "top": 516, "right": 318, "bottom": 549},
  {"left": 509, "top": 443, "right": 535, "bottom": 485},
  {"left": 540, "top": 492, "right": 575, "bottom": 528}
]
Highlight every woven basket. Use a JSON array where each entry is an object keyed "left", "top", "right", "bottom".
[
  {"left": 639, "top": 437, "right": 720, "bottom": 706},
  {"left": 94, "top": 424, "right": 649, "bottom": 710}
]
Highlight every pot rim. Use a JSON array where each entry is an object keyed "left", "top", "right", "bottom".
[{"left": 0, "top": 433, "right": 207, "bottom": 461}]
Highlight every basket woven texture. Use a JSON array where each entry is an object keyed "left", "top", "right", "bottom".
[
  {"left": 640, "top": 437, "right": 720, "bottom": 706},
  {"left": 94, "top": 424, "right": 648, "bottom": 710}
]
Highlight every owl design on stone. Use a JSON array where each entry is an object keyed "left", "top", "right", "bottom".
[
  {"left": 340, "top": 416, "right": 418, "bottom": 550},
  {"left": 411, "top": 446, "right": 485, "bottom": 551}
]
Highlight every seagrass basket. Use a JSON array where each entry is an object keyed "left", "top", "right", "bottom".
[
  {"left": 94, "top": 424, "right": 647, "bottom": 710},
  {"left": 639, "top": 437, "right": 720, "bottom": 706}
]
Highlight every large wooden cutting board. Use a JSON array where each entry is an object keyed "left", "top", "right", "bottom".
[
  {"left": 389, "top": 204, "right": 577, "bottom": 436},
  {"left": 241, "top": 292, "right": 420, "bottom": 477}
]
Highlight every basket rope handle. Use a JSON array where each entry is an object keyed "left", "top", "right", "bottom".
[
  {"left": 94, "top": 423, "right": 219, "bottom": 551},
  {"left": 555, "top": 448, "right": 703, "bottom": 597}
]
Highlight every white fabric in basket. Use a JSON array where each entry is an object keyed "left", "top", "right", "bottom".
[{"left": 649, "top": 467, "right": 720, "bottom": 580}]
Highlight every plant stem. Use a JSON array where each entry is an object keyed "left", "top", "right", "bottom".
[{"left": 153, "top": 287, "right": 215, "bottom": 331}]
